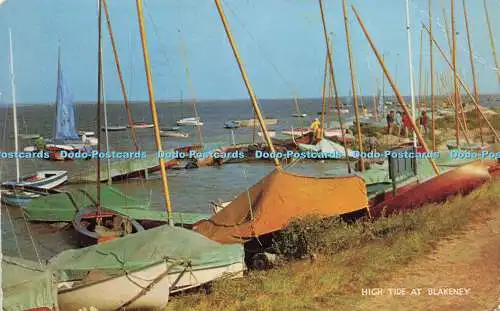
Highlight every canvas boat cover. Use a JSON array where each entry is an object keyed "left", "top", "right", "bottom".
[
  {"left": 48, "top": 225, "right": 244, "bottom": 282},
  {"left": 297, "top": 138, "right": 356, "bottom": 158},
  {"left": 193, "top": 169, "right": 368, "bottom": 244},
  {"left": 2, "top": 256, "right": 58, "bottom": 311},
  {"left": 23, "top": 185, "right": 208, "bottom": 224}
]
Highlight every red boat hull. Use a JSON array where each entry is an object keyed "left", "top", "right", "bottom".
[{"left": 369, "top": 162, "right": 492, "bottom": 218}]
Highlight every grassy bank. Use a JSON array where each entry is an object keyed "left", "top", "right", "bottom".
[{"left": 166, "top": 181, "right": 500, "bottom": 311}]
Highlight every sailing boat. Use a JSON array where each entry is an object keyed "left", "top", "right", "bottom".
[
  {"left": 46, "top": 3, "right": 245, "bottom": 309},
  {"left": 291, "top": 97, "right": 307, "bottom": 117},
  {"left": 42, "top": 48, "right": 96, "bottom": 161},
  {"left": 1, "top": 29, "right": 67, "bottom": 207}
]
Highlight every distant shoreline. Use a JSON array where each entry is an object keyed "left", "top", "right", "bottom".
[{"left": 1, "top": 94, "right": 500, "bottom": 107}]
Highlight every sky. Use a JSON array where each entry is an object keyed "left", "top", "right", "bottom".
[{"left": 0, "top": 0, "right": 499, "bottom": 104}]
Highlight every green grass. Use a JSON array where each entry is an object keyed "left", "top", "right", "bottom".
[{"left": 165, "top": 181, "right": 500, "bottom": 311}]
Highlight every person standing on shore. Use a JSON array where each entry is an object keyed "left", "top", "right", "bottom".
[
  {"left": 395, "top": 111, "right": 403, "bottom": 136},
  {"left": 402, "top": 112, "right": 412, "bottom": 138},
  {"left": 419, "top": 111, "right": 428, "bottom": 135},
  {"left": 386, "top": 111, "right": 395, "bottom": 135}
]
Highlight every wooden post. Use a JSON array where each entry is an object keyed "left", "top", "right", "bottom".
[
  {"left": 340, "top": 0, "right": 364, "bottom": 170},
  {"left": 136, "top": 0, "right": 174, "bottom": 225},
  {"left": 102, "top": 0, "right": 139, "bottom": 152},
  {"left": 214, "top": 0, "right": 281, "bottom": 169},
  {"left": 352, "top": 5, "right": 440, "bottom": 176},
  {"left": 423, "top": 23, "right": 500, "bottom": 142},
  {"left": 463, "top": 0, "right": 483, "bottom": 145}
]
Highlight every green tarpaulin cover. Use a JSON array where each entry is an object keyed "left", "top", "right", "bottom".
[
  {"left": 48, "top": 224, "right": 244, "bottom": 282},
  {"left": 2, "top": 256, "right": 57, "bottom": 311},
  {"left": 23, "top": 185, "right": 208, "bottom": 225}
]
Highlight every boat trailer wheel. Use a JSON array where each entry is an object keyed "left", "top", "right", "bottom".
[{"left": 251, "top": 252, "right": 276, "bottom": 270}]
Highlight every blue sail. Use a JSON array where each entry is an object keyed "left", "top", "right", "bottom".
[{"left": 54, "top": 53, "right": 79, "bottom": 142}]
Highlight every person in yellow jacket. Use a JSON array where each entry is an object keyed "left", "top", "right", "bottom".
[{"left": 310, "top": 118, "right": 321, "bottom": 142}]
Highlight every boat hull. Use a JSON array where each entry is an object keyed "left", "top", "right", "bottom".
[
  {"left": 57, "top": 262, "right": 244, "bottom": 310},
  {"left": 1, "top": 191, "right": 39, "bottom": 207},
  {"left": 369, "top": 162, "right": 492, "bottom": 218}
]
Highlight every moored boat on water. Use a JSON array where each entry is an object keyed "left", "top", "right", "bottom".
[
  {"left": 177, "top": 117, "right": 204, "bottom": 126},
  {"left": 102, "top": 125, "right": 127, "bottom": 131},
  {"left": 160, "top": 130, "right": 189, "bottom": 138},
  {"left": 224, "top": 120, "right": 240, "bottom": 128}
]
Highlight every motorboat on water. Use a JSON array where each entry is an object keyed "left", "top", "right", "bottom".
[
  {"left": 102, "top": 125, "right": 127, "bottom": 132},
  {"left": 292, "top": 113, "right": 307, "bottom": 117},
  {"left": 224, "top": 120, "right": 240, "bottom": 129}
]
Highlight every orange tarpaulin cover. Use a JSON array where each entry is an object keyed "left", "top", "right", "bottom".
[{"left": 193, "top": 169, "right": 369, "bottom": 244}]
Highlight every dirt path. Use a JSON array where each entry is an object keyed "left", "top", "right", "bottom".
[{"left": 355, "top": 207, "right": 500, "bottom": 311}]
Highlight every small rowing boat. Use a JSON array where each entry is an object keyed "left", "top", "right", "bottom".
[
  {"left": 1, "top": 170, "right": 67, "bottom": 189},
  {"left": 161, "top": 126, "right": 180, "bottom": 131}
]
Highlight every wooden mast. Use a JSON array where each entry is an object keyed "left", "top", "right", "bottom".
[
  {"left": 483, "top": 0, "right": 500, "bottom": 84},
  {"left": 102, "top": 0, "right": 139, "bottom": 151},
  {"left": 423, "top": 23, "right": 500, "bottom": 142},
  {"left": 352, "top": 5, "right": 440, "bottom": 175},
  {"left": 451, "top": 0, "right": 460, "bottom": 148},
  {"left": 321, "top": 54, "right": 328, "bottom": 137},
  {"left": 96, "top": 0, "right": 103, "bottom": 225},
  {"left": 214, "top": 0, "right": 281, "bottom": 169},
  {"left": 418, "top": 27, "right": 424, "bottom": 114},
  {"left": 339, "top": 0, "right": 364, "bottom": 171},
  {"left": 178, "top": 32, "right": 204, "bottom": 147},
  {"left": 463, "top": 0, "right": 483, "bottom": 145},
  {"left": 327, "top": 36, "right": 352, "bottom": 174},
  {"left": 429, "top": 0, "right": 436, "bottom": 151},
  {"left": 136, "top": 0, "right": 174, "bottom": 225}
]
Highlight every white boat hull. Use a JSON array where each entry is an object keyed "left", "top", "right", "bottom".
[
  {"left": 57, "top": 262, "right": 244, "bottom": 310},
  {"left": 2, "top": 170, "right": 67, "bottom": 189}
]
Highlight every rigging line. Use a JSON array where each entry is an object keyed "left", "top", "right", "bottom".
[
  {"left": 222, "top": 0, "right": 300, "bottom": 97},
  {"left": 411, "top": 1, "right": 498, "bottom": 73},
  {"left": 142, "top": 0, "right": 178, "bottom": 81}
]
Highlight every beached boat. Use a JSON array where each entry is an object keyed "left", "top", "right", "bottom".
[
  {"left": 193, "top": 170, "right": 369, "bottom": 246},
  {"left": 49, "top": 224, "right": 244, "bottom": 310},
  {"left": 297, "top": 138, "right": 356, "bottom": 159},
  {"left": 2, "top": 170, "right": 67, "bottom": 189},
  {"left": 128, "top": 121, "right": 154, "bottom": 129},
  {"left": 176, "top": 117, "right": 204, "bottom": 126},
  {"left": 160, "top": 130, "right": 189, "bottom": 138},
  {"left": 282, "top": 128, "right": 311, "bottom": 136},
  {"left": 237, "top": 118, "right": 278, "bottom": 127},
  {"left": 102, "top": 125, "right": 127, "bottom": 131},
  {"left": 446, "top": 142, "right": 490, "bottom": 151}
]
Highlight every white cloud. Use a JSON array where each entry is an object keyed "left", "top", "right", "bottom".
[{"left": 0, "top": 0, "right": 7, "bottom": 6}]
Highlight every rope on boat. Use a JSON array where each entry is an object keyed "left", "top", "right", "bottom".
[{"left": 116, "top": 258, "right": 187, "bottom": 310}]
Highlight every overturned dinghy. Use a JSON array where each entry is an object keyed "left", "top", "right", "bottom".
[
  {"left": 49, "top": 225, "right": 244, "bottom": 310},
  {"left": 193, "top": 169, "right": 368, "bottom": 245}
]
